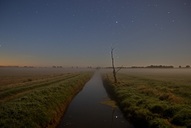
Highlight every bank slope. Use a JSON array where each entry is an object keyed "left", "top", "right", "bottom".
[
  {"left": 103, "top": 73, "right": 191, "bottom": 128},
  {"left": 0, "top": 72, "right": 92, "bottom": 128}
]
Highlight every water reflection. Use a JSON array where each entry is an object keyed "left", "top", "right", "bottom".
[{"left": 58, "top": 71, "right": 134, "bottom": 128}]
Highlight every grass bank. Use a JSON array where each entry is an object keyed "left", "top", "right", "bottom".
[
  {"left": 0, "top": 72, "right": 92, "bottom": 128},
  {"left": 103, "top": 73, "right": 191, "bottom": 128}
]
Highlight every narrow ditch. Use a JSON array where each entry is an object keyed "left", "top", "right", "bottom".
[{"left": 57, "top": 71, "right": 134, "bottom": 128}]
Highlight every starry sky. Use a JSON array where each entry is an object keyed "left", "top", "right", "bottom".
[{"left": 0, "top": 0, "right": 191, "bottom": 67}]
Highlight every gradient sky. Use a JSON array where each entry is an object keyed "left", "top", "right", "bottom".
[{"left": 0, "top": 0, "right": 191, "bottom": 67}]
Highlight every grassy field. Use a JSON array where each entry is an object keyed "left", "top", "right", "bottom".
[
  {"left": 0, "top": 68, "right": 93, "bottom": 128},
  {"left": 103, "top": 69, "right": 191, "bottom": 128}
]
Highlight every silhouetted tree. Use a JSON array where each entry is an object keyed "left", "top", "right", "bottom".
[
  {"left": 110, "top": 48, "right": 123, "bottom": 83},
  {"left": 111, "top": 48, "right": 117, "bottom": 83}
]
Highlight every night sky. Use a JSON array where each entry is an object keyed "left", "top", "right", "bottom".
[{"left": 0, "top": 0, "right": 191, "bottom": 67}]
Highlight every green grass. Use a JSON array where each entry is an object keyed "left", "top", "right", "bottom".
[
  {"left": 0, "top": 73, "right": 79, "bottom": 102},
  {"left": 0, "top": 72, "right": 92, "bottom": 128},
  {"left": 103, "top": 72, "right": 191, "bottom": 128}
]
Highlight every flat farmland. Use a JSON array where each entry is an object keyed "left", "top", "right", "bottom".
[
  {"left": 0, "top": 67, "right": 91, "bottom": 87},
  {"left": 0, "top": 67, "right": 93, "bottom": 128},
  {"left": 103, "top": 68, "right": 191, "bottom": 128}
]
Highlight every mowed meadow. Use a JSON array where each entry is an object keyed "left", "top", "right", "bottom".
[
  {"left": 103, "top": 68, "right": 191, "bottom": 128},
  {"left": 0, "top": 67, "right": 93, "bottom": 128}
]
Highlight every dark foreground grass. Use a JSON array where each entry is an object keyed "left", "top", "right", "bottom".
[
  {"left": 103, "top": 73, "right": 191, "bottom": 128},
  {"left": 0, "top": 72, "right": 92, "bottom": 128}
]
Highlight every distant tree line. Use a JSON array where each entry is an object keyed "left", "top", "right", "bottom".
[
  {"left": 52, "top": 66, "right": 63, "bottom": 68},
  {"left": 179, "top": 65, "right": 190, "bottom": 68},
  {"left": 131, "top": 65, "right": 191, "bottom": 68},
  {"left": 0, "top": 66, "right": 20, "bottom": 68},
  {"left": 131, "top": 66, "right": 145, "bottom": 68},
  {"left": 146, "top": 65, "right": 174, "bottom": 68},
  {"left": 130, "top": 65, "right": 174, "bottom": 68}
]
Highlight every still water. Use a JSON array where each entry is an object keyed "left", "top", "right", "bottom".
[{"left": 58, "top": 71, "right": 134, "bottom": 128}]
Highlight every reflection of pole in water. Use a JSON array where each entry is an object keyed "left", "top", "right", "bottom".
[{"left": 111, "top": 108, "right": 116, "bottom": 128}]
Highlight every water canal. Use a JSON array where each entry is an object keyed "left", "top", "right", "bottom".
[{"left": 58, "top": 71, "right": 134, "bottom": 128}]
